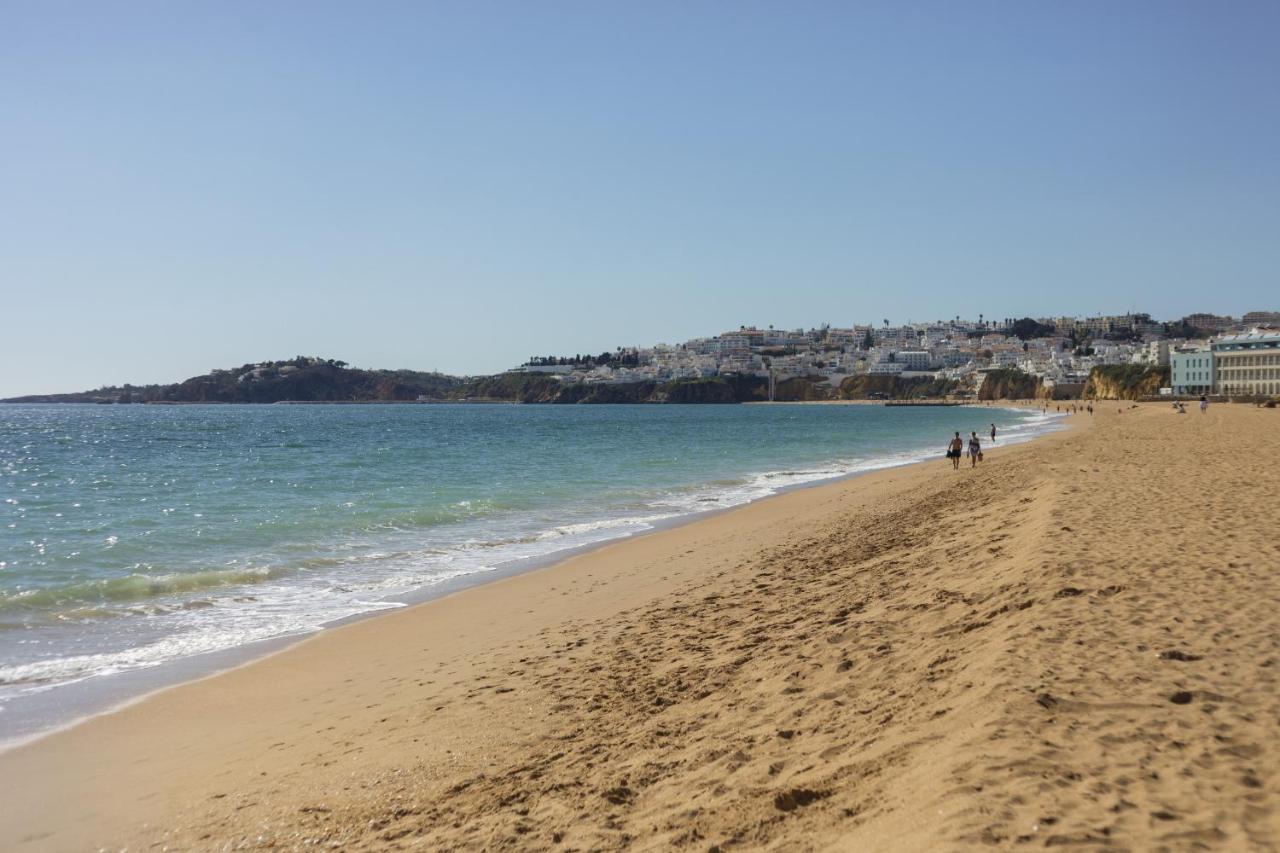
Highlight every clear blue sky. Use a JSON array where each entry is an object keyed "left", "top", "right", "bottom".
[{"left": 3, "top": 1, "right": 1278, "bottom": 396}]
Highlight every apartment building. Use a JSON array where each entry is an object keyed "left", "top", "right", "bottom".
[
  {"left": 894, "top": 350, "right": 933, "bottom": 370},
  {"left": 715, "top": 334, "right": 752, "bottom": 356},
  {"left": 1133, "top": 339, "right": 1171, "bottom": 366},
  {"left": 1211, "top": 330, "right": 1280, "bottom": 396},
  {"left": 1169, "top": 348, "right": 1214, "bottom": 395},
  {"left": 1183, "top": 313, "right": 1237, "bottom": 334}
]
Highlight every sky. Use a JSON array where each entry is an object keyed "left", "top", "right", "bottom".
[{"left": 2, "top": 1, "right": 1279, "bottom": 396}]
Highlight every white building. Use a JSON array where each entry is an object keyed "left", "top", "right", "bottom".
[
  {"left": 991, "top": 350, "right": 1021, "bottom": 367},
  {"left": 512, "top": 364, "right": 575, "bottom": 375},
  {"left": 715, "top": 334, "right": 752, "bottom": 356},
  {"left": 1134, "top": 339, "right": 1171, "bottom": 366},
  {"left": 895, "top": 350, "right": 933, "bottom": 370},
  {"left": 1211, "top": 329, "right": 1280, "bottom": 396}
]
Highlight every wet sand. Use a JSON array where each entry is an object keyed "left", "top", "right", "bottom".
[{"left": 3, "top": 403, "right": 1279, "bottom": 850}]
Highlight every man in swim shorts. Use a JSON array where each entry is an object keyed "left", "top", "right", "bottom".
[{"left": 947, "top": 432, "right": 963, "bottom": 470}]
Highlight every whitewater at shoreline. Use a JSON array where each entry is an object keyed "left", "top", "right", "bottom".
[
  {"left": 58, "top": 404, "right": 1280, "bottom": 850},
  {"left": 0, "top": 403, "right": 1061, "bottom": 748}
]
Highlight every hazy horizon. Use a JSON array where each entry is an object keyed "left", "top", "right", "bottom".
[{"left": 5, "top": 2, "right": 1279, "bottom": 397}]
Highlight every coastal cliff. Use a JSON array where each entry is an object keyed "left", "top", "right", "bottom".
[
  {"left": 976, "top": 369, "right": 1046, "bottom": 401},
  {"left": 460, "top": 373, "right": 960, "bottom": 403},
  {"left": 1083, "top": 365, "right": 1169, "bottom": 400},
  {"left": 6, "top": 360, "right": 967, "bottom": 405},
  {"left": 456, "top": 374, "right": 786, "bottom": 404},
  {"left": 838, "top": 375, "right": 957, "bottom": 400},
  {"left": 2, "top": 358, "right": 466, "bottom": 404}
]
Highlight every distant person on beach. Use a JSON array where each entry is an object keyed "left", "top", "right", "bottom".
[
  {"left": 990, "top": 423, "right": 997, "bottom": 443},
  {"left": 1200, "top": 396, "right": 1208, "bottom": 414},
  {"left": 947, "top": 432, "right": 963, "bottom": 470},
  {"left": 968, "top": 432, "right": 981, "bottom": 467}
]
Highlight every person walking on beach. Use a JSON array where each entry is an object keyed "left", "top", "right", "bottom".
[
  {"left": 990, "top": 423, "right": 997, "bottom": 443},
  {"left": 1200, "top": 395, "right": 1208, "bottom": 414},
  {"left": 968, "top": 431, "right": 982, "bottom": 468},
  {"left": 947, "top": 432, "right": 964, "bottom": 470}
]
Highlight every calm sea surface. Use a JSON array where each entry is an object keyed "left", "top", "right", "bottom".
[{"left": 0, "top": 402, "right": 1060, "bottom": 741}]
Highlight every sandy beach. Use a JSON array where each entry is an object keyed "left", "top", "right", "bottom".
[{"left": 3, "top": 402, "right": 1279, "bottom": 850}]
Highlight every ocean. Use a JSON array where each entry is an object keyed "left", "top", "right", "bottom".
[{"left": 0, "top": 402, "right": 1061, "bottom": 743}]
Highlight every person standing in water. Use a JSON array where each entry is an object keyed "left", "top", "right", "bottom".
[
  {"left": 990, "top": 423, "right": 997, "bottom": 443},
  {"left": 947, "top": 432, "right": 964, "bottom": 470},
  {"left": 968, "top": 431, "right": 982, "bottom": 468}
]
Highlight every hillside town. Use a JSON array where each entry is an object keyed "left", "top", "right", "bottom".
[{"left": 515, "top": 311, "right": 1280, "bottom": 399}]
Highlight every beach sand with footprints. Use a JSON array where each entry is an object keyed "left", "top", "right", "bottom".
[{"left": 3, "top": 402, "right": 1279, "bottom": 850}]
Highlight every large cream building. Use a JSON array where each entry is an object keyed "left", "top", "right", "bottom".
[{"left": 1211, "top": 329, "right": 1280, "bottom": 396}]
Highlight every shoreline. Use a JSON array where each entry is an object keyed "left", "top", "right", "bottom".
[
  {"left": 0, "top": 404, "right": 1065, "bottom": 752},
  {"left": 0, "top": 402, "right": 1059, "bottom": 747},
  {"left": 0, "top": 407, "right": 1100, "bottom": 850},
  {"left": 52, "top": 402, "right": 1280, "bottom": 845},
  {"left": 9, "top": 403, "right": 1279, "bottom": 848}
]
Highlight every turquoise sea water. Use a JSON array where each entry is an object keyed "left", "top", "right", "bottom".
[{"left": 0, "top": 402, "right": 1060, "bottom": 740}]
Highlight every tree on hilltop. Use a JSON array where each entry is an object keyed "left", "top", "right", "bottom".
[{"left": 1008, "top": 317, "right": 1057, "bottom": 341}]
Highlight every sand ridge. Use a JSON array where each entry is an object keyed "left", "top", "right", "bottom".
[{"left": 2, "top": 403, "right": 1279, "bottom": 850}]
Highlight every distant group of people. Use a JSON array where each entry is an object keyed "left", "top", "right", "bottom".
[
  {"left": 943, "top": 396, "right": 1129, "bottom": 472},
  {"left": 1040, "top": 402, "right": 1092, "bottom": 415},
  {"left": 1172, "top": 396, "right": 1210, "bottom": 415},
  {"left": 946, "top": 423, "right": 996, "bottom": 470}
]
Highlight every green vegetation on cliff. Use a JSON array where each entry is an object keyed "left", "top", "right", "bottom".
[
  {"left": 449, "top": 374, "right": 766, "bottom": 404},
  {"left": 1006, "top": 317, "right": 1058, "bottom": 341},
  {"left": 837, "top": 375, "right": 957, "bottom": 400},
  {"left": 447, "top": 372, "right": 863, "bottom": 404},
  {"left": 448, "top": 371, "right": 737, "bottom": 402},
  {"left": 8, "top": 361, "right": 964, "bottom": 406},
  {"left": 1084, "top": 365, "right": 1169, "bottom": 400},
  {"left": 977, "top": 369, "right": 1043, "bottom": 400},
  {"left": 4, "top": 358, "right": 465, "bottom": 404},
  {"left": 449, "top": 372, "right": 562, "bottom": 402},
  {"left": 553, "top": 382, "right": 660, "bottom": 403},
  {"left": 658, "top": 378, "right": 742, "bottom": 403}
]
